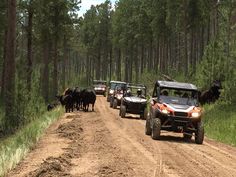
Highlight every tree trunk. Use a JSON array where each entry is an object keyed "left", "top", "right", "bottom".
[
  {"left": 42, "top": 41, "right": 50, "bottom": 102},
  {"left": 96, "top": 51, "right": 101, "bottom": 80},
  {"left": 26, "top": 6, "right": 33, "bottom": 92},
  {"left": 52, "top": 7, "right": 59, "bottom": 95},
  {"left": 1, "top": 29, "right": 7, "bottom": 99},
  {"left": 62, "top": 35, "right": 67, "bottom": 90},
  {"left": 4, "top": 0, "right": 17, "bottom": 131},
  {"left": 117, "top": 48, "right": 121, "bottom": 81}
]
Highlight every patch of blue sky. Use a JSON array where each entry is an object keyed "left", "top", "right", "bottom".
[{"left": 78, "top": 0, "right": 117, "bottom": 17}]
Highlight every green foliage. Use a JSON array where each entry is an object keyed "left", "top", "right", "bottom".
[
  {"left": 0, "top": 107, "right": 63, "bottom": 176},
  {"left": 204, "top": 103, "right": 236, "bottom": 146},
  {"left": 195, "top": 40, "right": 226, "bottom": 89}
]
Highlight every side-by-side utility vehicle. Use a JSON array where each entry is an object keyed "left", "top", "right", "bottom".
[
  {"left": 119, "top": 83, "right": 147, "bottom": 119},
  {"left": 145, "top": 81, "right": 204, "bottom": 144}
]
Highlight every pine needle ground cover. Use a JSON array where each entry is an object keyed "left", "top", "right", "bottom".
[
  {"left": 0, "top": 107, "right": 63, "bottom": 176},
  {"left": 204, "top": 103, "right": 236, "bottom": 146}
]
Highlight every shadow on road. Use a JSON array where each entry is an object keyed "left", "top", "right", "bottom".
[{"left": 157, "top": 134, "right": 195, "bottom": 144}]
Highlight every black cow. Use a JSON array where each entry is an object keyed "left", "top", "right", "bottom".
[
  {"left": 81, "top": 88, "right": 96, "bottom": 112},
  {"left": 199, "top": 80, "right": 222, "bottom": 105},
  {"left": 47, "top": 103, "right": 59, "bottom": 111},
  {"left": 72, "top": 87, "right": 82, "bottom": 110},
  {"left": 56, "top": 94, "right": 74, "bottom": 113}
]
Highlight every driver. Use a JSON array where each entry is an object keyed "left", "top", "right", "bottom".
[
  {"left": 137, "top": 89, "right": 145, "bottom": 98},
  {"left": 125, "top": 89, "right": 132, "bottom": 97}
]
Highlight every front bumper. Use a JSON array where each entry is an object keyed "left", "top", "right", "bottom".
[
  {"left": 158, "top": 113, "right": 201, "bottom": 132},
  {"left": 126, "top": 102, "right": 146, "bottom": 114},
  {"left": 95, "top": 90, "right": 106, "bottom": 95}
]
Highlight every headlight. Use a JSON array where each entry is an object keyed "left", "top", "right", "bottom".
[
  {"left": 192, "top": 112, "right": 200, "bottom": 118},
  {"left": 161, "top": 109, "right": 169, "bottom": 114},
  {"left": 109, "top": 90, "right": 114, "bottom": 94}
]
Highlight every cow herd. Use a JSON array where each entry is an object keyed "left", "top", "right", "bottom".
[{"left": 48, "top": 87, "right": 96, "bottom": 113}]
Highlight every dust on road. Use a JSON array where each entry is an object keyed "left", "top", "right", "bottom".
[{"left": 7, "top": 97, "right": 236, "bottom": 177}]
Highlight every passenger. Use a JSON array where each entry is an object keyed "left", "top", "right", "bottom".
[{"left": 161, "top": 90, "right": 168, "bottom": 96}]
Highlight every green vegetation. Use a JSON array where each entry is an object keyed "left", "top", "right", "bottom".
[
  {"left": 0, "top": 107, "right": 63, "bottom": 176},
  {"left": 204, "top": 103, "right": 236, "bottom": 146}
]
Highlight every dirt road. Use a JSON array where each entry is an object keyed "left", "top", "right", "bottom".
[{"left": 7, "top": 96, "right": 236, "bottom": 177}]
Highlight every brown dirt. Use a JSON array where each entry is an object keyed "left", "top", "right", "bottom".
[{"left": 6, "top": 96, "right": 236, "bottom": 177}]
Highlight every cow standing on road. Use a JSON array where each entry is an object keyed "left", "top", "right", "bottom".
[
  {"left": 81, "top": 88, "right": 96, "bottom": 112},
  {"left": 56, "top": 94, "right": 74, "bottom": 113}
]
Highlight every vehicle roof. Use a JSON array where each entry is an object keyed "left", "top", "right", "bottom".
[
  {"left": 93, "top": 80, "right": 106, "bottom": 83},
  {"left": 110, "top": 80, "right": 126, "bottom": 84},
  {"left": 156, "top": 80, "right": 198, "bottom": 91},
  {"left": 127, "top": 83, "right": 146, "bottom": 89}
]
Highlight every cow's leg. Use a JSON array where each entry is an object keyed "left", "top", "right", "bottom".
[
  {"left": 92, "top": 103, "right": 94, "bottom": 111},
  {"left": 86, "top": 104, "right": 89, "bottom": 112},
  {"left": 76, "top": 101, "right": 79, "bottom": 110}
]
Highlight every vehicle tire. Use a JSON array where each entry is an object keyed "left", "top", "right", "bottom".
[
  {"left": 142, "top": 107, "right": 148, "bottom": 120},
  {"left": 110, "top": 98, "right": 113, "bottom": 107},
  {"left": 113, "top": 99, "right": 118, "bottom": 109},
  {"left": 195, "top": 121, "right": 204, "bottom": 144},
  {"left": 145, "top": 116, "right": 151, "bottom": 135},
  {"left": 151, "top": 118, "right": 161, "bottom": 140},
  {"left": 104, "top": 92, "right": 106, "bottom": 97},
  {"left": 107, "top": 95, "right": 110, "bottom": 102},
  {"left": 120, "top": 105, "right": 126, "bottom": 118}
]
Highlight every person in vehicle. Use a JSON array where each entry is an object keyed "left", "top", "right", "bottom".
[
  {"left": 125, "top": 89, "right": 132, "bottom": 97},
  {"left": 137, "top": 89, "right": 145, "bottom": 98},
  {"left": 161, "top": 90, "right": 168, "bottom": 96}
]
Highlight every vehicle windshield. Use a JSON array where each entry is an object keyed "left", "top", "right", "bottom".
[
  {"left": 159, "top": 88, "right": 198, "bottom": 106},
  {"left": 126, "top": 87, "right": 146, "bottom": 97},
  {"left": 110, "top": 83, "right": 126, "bottom": 90}
]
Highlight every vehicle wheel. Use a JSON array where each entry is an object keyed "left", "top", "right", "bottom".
[
  {"left": 120, "top": 105, "right": 126, "bottom": 118},
  {"left": 195, "top": 122, "right": 204, "bottom": 144},
  {"left": 110, "top": 98, "right": 113, "bottom": 107},
  {"left": 104, "top": 92, "right": 106, "bottom": 97},
  {"left": 107, "top": 95, "right": 110, "bottom": 102},
  {"left": 151, "top": 118, "right": 161, "bottom": 140},
  {"left": 145, "top": 116, "right": 151, "bottom": 135},
  {"left": 113, "top": 99, "right": 118, "bottom": 109},
  {"left": 140, "top": 107, "right": 148, "bottom": 120}
]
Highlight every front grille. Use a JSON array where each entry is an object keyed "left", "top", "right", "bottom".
[{"left": 174, "top": 112, "right": 188, "bottom": 117}]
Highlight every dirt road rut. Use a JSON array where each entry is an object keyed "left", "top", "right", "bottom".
[{"left": 7, "top": 97, "right": 236, "bottom": 177}]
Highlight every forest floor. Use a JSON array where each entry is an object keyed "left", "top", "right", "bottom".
[{"left": 6, "top": 96, "right": 236, "bottom": 177}]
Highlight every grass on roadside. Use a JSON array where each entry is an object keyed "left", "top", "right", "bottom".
[
  {"left": 204, "top": 102, "right": 236, "bottom": 146},
  {"left": 0, "top": 107, "right": 63, "bottom": 176}
]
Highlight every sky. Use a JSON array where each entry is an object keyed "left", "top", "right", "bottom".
[{"left": 78, "top": 0, "right": 116, "bottom": 17}]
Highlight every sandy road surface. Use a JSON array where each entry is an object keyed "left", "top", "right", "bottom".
[{"left": 7, "top": 96, "right": 236, "bottom": 177}]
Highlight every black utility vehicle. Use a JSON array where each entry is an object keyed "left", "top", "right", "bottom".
[
  {"left": 93, "top": 80, "right": 107, "bottom": 97},
  {"left": 145, "top": 81, "right": 204, "bottom": 144},
  {"left": 119, "top": 84, "right": 147, "bottom": 119},
  {"left": 107, "top": 81, "right": 126, "bottom": 102}
]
